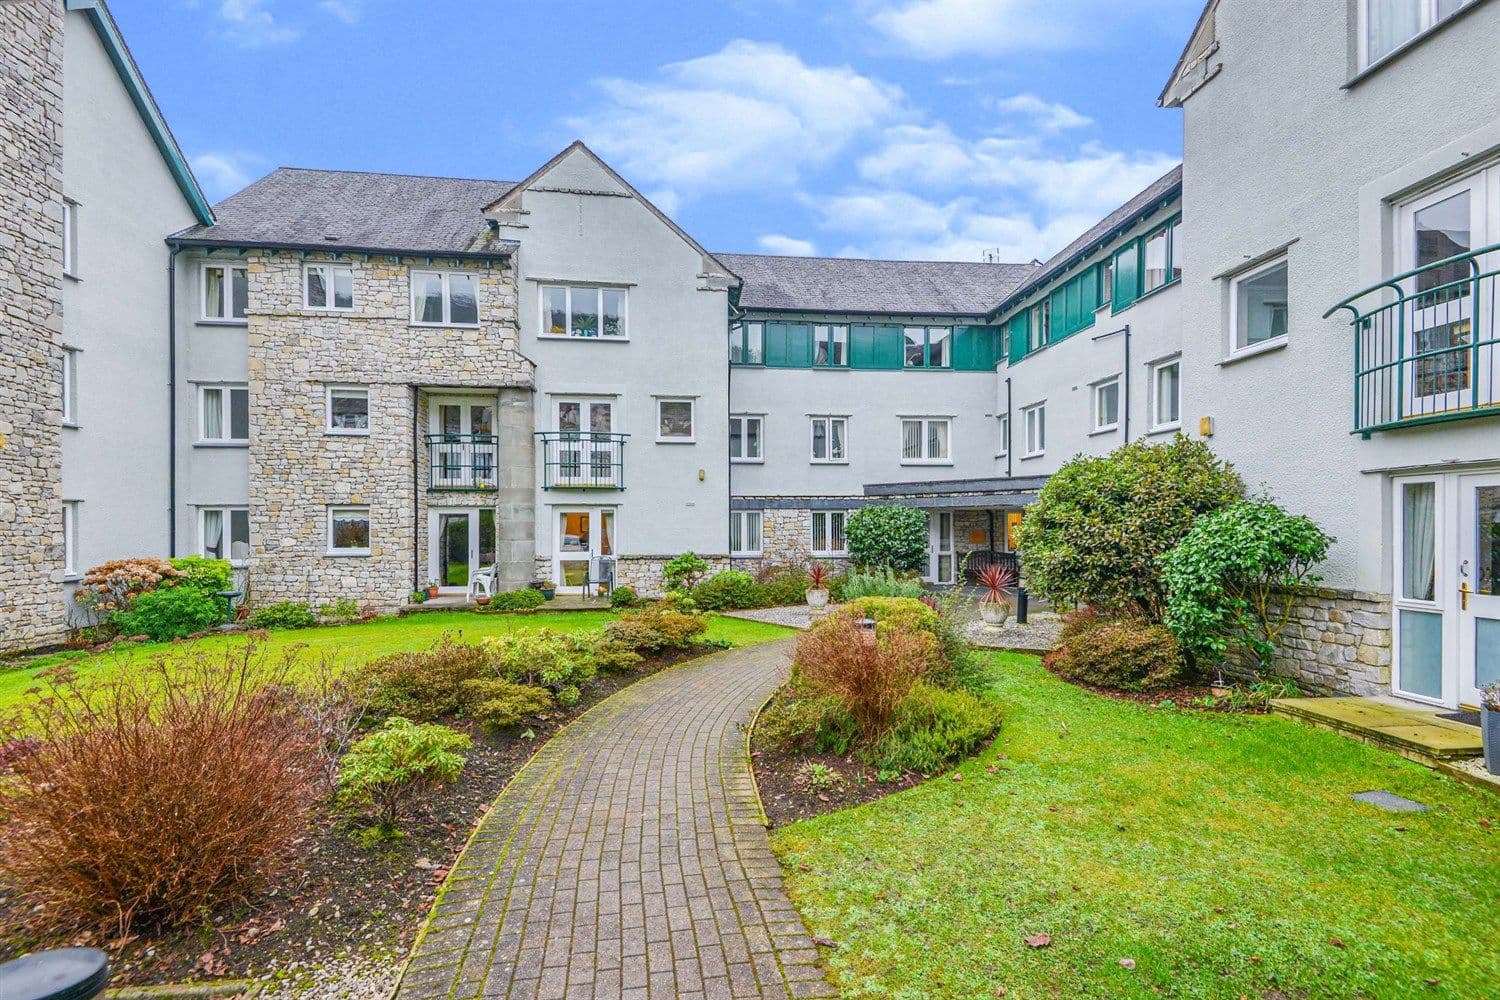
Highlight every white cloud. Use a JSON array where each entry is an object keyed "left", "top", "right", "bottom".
[
  {"left": 216, "top": 0, "right": 300, "bottom": 48},
  {"left": 757, "top": 234, "right": 818, "bottom": 256},
  {"left": 191, "top": 151, "right": 264, "bottom": 200},
  {"left": 317, "top": 0, "right": 362, "bottom": 24},
  {"left": 869, "top": 0, "right": 1193, "bottom": 59},
  {"left": 991, "top": 93, "right": 1092, "bottom": 130}
]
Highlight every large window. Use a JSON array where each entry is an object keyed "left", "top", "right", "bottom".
[
  {"left": 1150, "top": 358, "right": 1182, "bottom": 431},
  {"left": 730, "top": 321, "right": 765, "bottom": 364},
  {"left": 814, "top": 325, "right": 850, "bottom": 366},
  {"left": 904, "top": 326, "right": 952, "bottom": 368},
  {"left": 411, "top": 270, "right": 479, "bottom": 326},
  {"left": 811, "top": 510, "right": 849, "bottom": 556},
  {"left": 729, "top": 415, "right": 762, "bottom": 462},
  {"left": 62, "top": 348, "right": 78, "bottom": 425},
  {"left": 326, "top": 385, "right": 370, "bottom": 434},
  {"left": 200, "top": 385, "right": 249, "bottom": 443},
  {"left": 328, "top": 506, "right": 371, "bottom": 556},
  {"left": 1023, "top": 403, "right": 1045, "bottom": 457},
  {"left": 305, "top": 263, "right": 355, "bottom": 310},
  {"left": 900, "top": 417, "right": 950, "bottom": 463},
  {"left": 1092, "top": 377, "right": 1120, "bottom": 433},
  {"left": 656, "top": 398, "right": 695, "bottom": 442},
  {"left": 730, "top": 511, "right": 763, "bottom": 556},
  {"left": 1362, "top": 0, "right": 1477, "bottom": 68},
  {"left": 542, "top": 285, "right": 626, "bottom": 338},
  {"left": 202, "top": 263, "right": 248, "bottom": 322},
  {"left": 810, "top": 416, "right": 847, "bottom": 463},
  {"left": 201, "top": 507, "right": 250, "bottom": 564},
  {"left": 1231, "top": 257, "right": 1289, "bottom": 354}
]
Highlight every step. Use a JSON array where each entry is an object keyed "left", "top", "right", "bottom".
[{"left": 1272, "top": 696, "right": 1483, "bottom": 763}]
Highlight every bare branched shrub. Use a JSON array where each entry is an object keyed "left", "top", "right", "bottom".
[{"left": 794, "top": 616, "right": 933, "bottom": 740}]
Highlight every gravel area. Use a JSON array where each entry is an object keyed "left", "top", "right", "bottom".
[
  {"left": 965, "top": 611, "right": 1063, "bottom": 651},
  {"left": 720, "top": 605, "right": 819, "bottom": 629},
  {"left": 253, "top": 953, "right": 399, "bottom": 999}
]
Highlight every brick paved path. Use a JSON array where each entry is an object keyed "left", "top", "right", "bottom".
[{"left": 393, "top": 638, "right": 835, "bottom": 1000}]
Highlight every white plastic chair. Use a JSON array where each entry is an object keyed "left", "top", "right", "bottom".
[{"left": 468, "top": 564, "right": 496, "bottom": 598}]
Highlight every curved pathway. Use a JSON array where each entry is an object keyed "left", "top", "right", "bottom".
[{"left": 393, "top": 638, "right": 835, "bottom": 1000}]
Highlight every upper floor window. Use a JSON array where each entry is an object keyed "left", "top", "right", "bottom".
[
  {"left": 200, "top": 385, "right": 249, "bottom": 444},
  {"left": 1092, "top": 377, "right": 1120, "bottom": 433},
  {"left": 61, "top": 347, "right": 78, "bottom": 426},
  {"left": 328, "top": 505, "right": 371, "bottom": 556},
  {"left": 1030, "top": 302, "right": 1050, "bottom": 349},
  {"left": 411, "top": 270, "right": 479, "bottom": 327},
  {"left": 810, "top": 416, "right": 847, "bottom": 463},
  {"left": 730, "top": 321, "right": 765, "bottom": 364},
  {"left": 1230, "top": 257, "right": 1289, "bottom": 354},
  {"left": 901, "top": 417, "right": 950, "bottom": 463},
  {"left": 543, "top": 285, "right": 626, "bottom": 338},
  {"left": 996, "top": 413, "right": 1009, "bottom": 457},
  {"left": 814, "top": 325, "right": 849, "bottom": 366},
  {"left": 730, "top": 510, "right": 763, "bottom": 556},
  {"left": 201, "top": 507, "right": 250, "bottom": 565},
  {"left": 202, "top": 263, "right": 248, "bottom": 322},
  {"left": 1362, "top": 0, "right": 1477, "bottom": 68},
  {"left": 904, "top": 326, "right": 952, "bottom": 368},
  {"left": 657, "top": 398, "right": 695, "bottom": 442},
  {"left": 1150, "top": 357, "right": 1182, "bottom": 431},
  {"left": 1023, "top": 403, "right": 1046, "bottom": 457},
  {"left": 1143, "top": 221, "right": 1183, "bottom": 293},
  {"left": 326, "top": 385, "right": 370, "bottom": 435},
  {"left": 305, "top": 263, "right": 354, "bottom": 311},
  {"left": 62, "top": 199, "right": 78, "bottom": 277},
  {"left": 730, "top": 415, "right": 763, "bottom": 462}
]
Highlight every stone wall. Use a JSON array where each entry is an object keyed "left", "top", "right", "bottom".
[
  {"left": 1233, "top": 587, "right": 1392, "bottom": 696},
  {"left": 245, "top": 251, "right": 533, "bottom": 611},
  {"left": 0, "top": 0, "right": 67, "bottom": 653},
  {"left": 728, "top": 506, "right": 852, "bottom": 579},
  {"left": 532, "top": 554, "right": 733, "bottom": 599}
]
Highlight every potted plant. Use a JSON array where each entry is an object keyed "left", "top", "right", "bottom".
[
  {"left": 410, "top": 590, "right": 426, "bottom": 605},
  {"left": 1482, "top": 681, "right": 1500, "bottom": 776},
  {"left": 540, "top": 579, "right": 557, "bottom": 600},
  {"left": 425, "top": 578, "right": 440, "bottom": 600},
  {"left": 474, "top": 594, "right": 492, "bottom": 607},
  {"left": 976, "top": 562, "right": 1016, "bottom": 628},
  {"left": 805, "top": 562, "right": 831, "bottom": 609}
]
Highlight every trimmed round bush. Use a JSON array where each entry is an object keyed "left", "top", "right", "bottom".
[
  {"left": 691, "top": 570, "right": 760, "bottom": 611},
  {"left": 1047, "top": 612, "right": 1191, "bottom": 693},
  {"left": 869, "top": 682, "right": 1002, "bottom": 775},
  {"left": 845, "top": 505, "right": 929, "bottom": 572},
  {"left": 112, "top": 585, "right": 224, "bottom": 641}
]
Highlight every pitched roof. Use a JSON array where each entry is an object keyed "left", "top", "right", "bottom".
[
  {"left": 171, "top": 168, "right": 518, "bottom": 257},
  {"left": 719, "top": 253, "right": 1037, "bottom": 316}
]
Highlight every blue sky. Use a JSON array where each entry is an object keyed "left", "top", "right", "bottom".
[{"left": 118, "top": 0, "right": 1200, "bottom": 262}]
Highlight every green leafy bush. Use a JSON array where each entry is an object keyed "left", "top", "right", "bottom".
[
  {"left": 663, "top": 552, "right": 711, "bottom": 591},
  {"left": 358, "top": 639, "right": 491, "bottom": 721},
  {"left": 460, "top": 679, "right": 553, "bottom": 731},
  {"left": 112, "top": 585, "right": 224, "bottom": 641},
  {"left": 336, "top": 717, "right": 472, "bottom": 836},
  {"left": 755, "top": 685, "right": 839, "bottom": 753},
  {"left": 869, "top": 682, "right": 1002, "bottom": 775},
  {"left": 691, "top": 570, "right": 761, "bottom": 611},
  {"left": 839, "top": 567, "right": 925, "bottom": 600},
  {"left": 567, "top": 632, "right": 643, "bottom": 673},
  {"left": 845, "top": 505, "right": 929, "bottom": 572},
  {"left": 168, "top": 555, "right": 234, "bottom": 594},
  {"left": 754, "top": 568, "right": 809, "bottom": 606},
  {"left": 318, "top": 597, "right": 362, "bottom": 623},
  {"left": 247, "top": 601, "right": 318, "bottom": 630},
  {"left": 1160, "top": 498, "right": 1333, "bottom": 671},
  {"left": 478, "top": 588, "right": 546, "bottom": 613},
  {"left": 1047, "top": 612, "right": 1190, "bottom": 693},
  {"left": 609, "top": 585, "right": 639, "bottom": 609},
  {"left": 605, "top": 605, "right": 707, "bottom": 653},
  {"left": 482, "top": 630, "right": 597, "bottom": 694},
  {"left": 1016, "top": 436, "right": 1244, "bottom": 620}
]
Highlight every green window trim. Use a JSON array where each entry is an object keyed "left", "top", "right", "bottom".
[
  {"left": 732, "top": 320, "right": 1004, "bottom": 371},
  {"left": 903, "top": 326, "right": 954, "bottom": 369},
  {"left": 729, "top": 320, "right": 766, "bottom": 365}
]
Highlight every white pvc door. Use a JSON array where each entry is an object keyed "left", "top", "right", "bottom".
[
  {"left": 556, "top": 399, "right": 617, "bottom": 487},
  {"left": 1459, "top": 473, "right": 1500, "bottom": 706},
  {"left": 928, "top": 512, "right": 955, "bottom": 585}
]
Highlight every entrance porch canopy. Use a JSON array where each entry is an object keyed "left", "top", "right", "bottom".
[{"left": 862, "top": 475, "right": 1049, "bottom": 510}]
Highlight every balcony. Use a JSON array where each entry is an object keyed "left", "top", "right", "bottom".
[
  {"left": 1326, "top": 243, "right": 1499, "bottom": 435},
  {"left": 538, "top": 431, "right": 627, "bottom": 490},
  {"left": 426, "top": 434, "right": 498, "bottom": 491}
]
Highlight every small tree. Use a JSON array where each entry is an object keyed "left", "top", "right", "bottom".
[
  {"left": 1015, "top": 435, "right": 1244, "bottom": 619},
  {"left": 846, "top": 505, "right": 929, "bottom": 572},
  {"left": 1160, "top": 498, "right": 1333, "bottom": 672}
]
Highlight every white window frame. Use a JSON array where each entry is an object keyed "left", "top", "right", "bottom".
[
  {"left": 304, "top": 262, "right": 356, "bottom": 311},
  {"left": 199, "top": 506, "right": 251, "bottom": 566},
  {"left": 996, "top": 413, "right": 1009, "bottom": 458},
  {"left": 729, "top": 510, "right": 763, "bottom": 556},
  {"left": 810, "top": 415, "right": 848, "bottom": 464},
  {"left": 1022, "top": 403, "right": 1046, "bottom": 458},
  {"left": 410, "top": 269, "right": 481, "bottom": 328},
  {"left": 62, "top": 199, "right": 78, "bottom": 278},
  {"left": 62, "top": 500, "right": 79, "bottom": 578},
  {"left": 1149, "top": 356, "right": 1183, "bottom": 432},
  {"left": 325, "top": 384, "right": 370, "bottom": 435},
  {"left": 810, "top": 510, "right": 850, "bottom": 557},
  {"left": 1228, "top": 255, "right": 1290, "bottom": 356},
  {"left": 1357, "top": 0, "right": 1476, "bottom": 71},
  {"left": 539, "top": 284, "right": 629, "bottom": 340},
  {"left": 899, "top": 417, "right": 952, "bottom": 465},
  {"left": 200, "top": 262, "right": 248, "bottom": 323},
  {"left": 327, "top": 505, "right": 372, "bottom": 557},
  {"left": 1091, "top": 375, "right": 1121, "bottom": 434},
  {"left": 813, "top": 324, "right": 850, "bottom": 367},
  {"left": 198, "top": 384, "right": 249, "bottom": 445},
  {"left": 729, "top": 414, "right": 763, "bottom": 463},
  {"left": 655, "top": 397, "right": 696, "bottom": 443},
  {"left": 61, "top": 347, "right": 79, "bottom": 426}
]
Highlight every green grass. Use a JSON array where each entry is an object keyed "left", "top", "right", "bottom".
[
  {"left": 0, "top": 611, "right": 790, "bottom": 713},
  {"left": 773, "top": 652, "right": 1499, "bottom": 1000}
]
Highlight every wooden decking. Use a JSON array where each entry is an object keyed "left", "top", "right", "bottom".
[{"left": 1271, "top": 696, "right": 1482, "bottom": 763}]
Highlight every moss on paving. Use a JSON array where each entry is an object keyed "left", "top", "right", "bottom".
[{"left": 773, "top": 652, "right": 1499, "bottom": 1000}]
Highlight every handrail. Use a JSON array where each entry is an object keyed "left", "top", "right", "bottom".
[
  {"left": 533, "top": 431, "right": 631, "bottom": 440},
  {"left": 1323, "top": 241, "right": 1500, "bottom": 319}
]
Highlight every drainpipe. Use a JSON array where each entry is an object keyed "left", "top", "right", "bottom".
[
  {"left": 412, "top": 385, "right": 419, "bottom": 593},
  {"left": 1003, "top": 376, "right": 1013, "bottom": 478},
  {"left": 166, "top": 245, "right": 179, "bottom": 556}
]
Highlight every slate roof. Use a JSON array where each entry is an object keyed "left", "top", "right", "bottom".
[
  {"left": 719, "top": 253, "right": 1038, "bottom": 317},
  {"left": 170, "top": 168, "right": 518, "bottom": 257}
]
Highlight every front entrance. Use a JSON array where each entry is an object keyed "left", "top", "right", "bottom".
[
  {"left": 554, "top": 508, "right": 615, "bottom": 595},
  {"left": 1392, "top": 471, "right": 1500, "bottom": 707},
  {"left": 429, "top": 508, "right": 496, "bottom": 593},
  {"left": 927, "top": 511, "right": 955, "bottom": 585}
]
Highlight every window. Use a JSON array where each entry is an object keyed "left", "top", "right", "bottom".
[
  {"left": 305, "top": 263, "right": 354, "bottom": 310},
  {"left": 1150, "top": 358, "right": 1182, "bottom": 430},
  {"left": 1099, "top": 258, "right": 1113, "bottom": 307},
  {"left": 1092, "top": 377, "right": 1121, "bottom": 433},
  {"left": 811, "top": 510, "right": 848, "bottom": 556},
  {"left": 996, "top": 413, "right": 1009, "bottom": 457},
  {"left": 1362, "top": 0, "right": 1477, "bottom": 68},
  {"left": 810, "top": 416, "right": 847, "bottom": 463},
  {"left": 62, "top": 501, "right": 79, "bottom": 578},
  {"left": 1023, "top": 403, "right": 1046, "bottom": 457},
  {"left": 202, "top": 263, "right": 248, "bottom": 321},
  {"left": 814, "top": 325, "right": 849, "bottom": 366},
  {"left": 901, "top": 417, "right": 951, "bottom": 463},
  {"left": 328, "top": 506, "right": 371, "bottom": 555},
  {"left": 201, "top": 507, "right": 250, "bottom": 564},
  {"left": 730, "top": 511, "right": 763, "bottom": 556},
  {"left": 62, "top": 199, "right": 77, "bottom": 277},
  {"left": 61, "top": 348, "right": 78, "bottom": 425},
  {"left": 903, "top": 326, "right": 952, "bottom": 368},
  {"left": 411, "top": 270, "right": 480, "bottom": 326},
  {"left": 1030, "top": 302, "right": 1050, "bottom": 349},
  {"left": 1230, "top": 257, "right": 1289, "bottom": 353},
  {"left": 730, "top": 321, "right": 765, "bottom": 364},
  {"left": 326, "top": 385, "right": 370, "bottom": 434},
  {"left": 542, "top": 285, "right": 626, "bottom": 338},
  {"left": 1143, "top": 222, "right": 1182, "bottom": 293},
  {"left": 656, "top": 398, "right": 695, "bottom": 442},
  {"left": 200, "top": 385, "right": 249, "bottom": 443},
  {"left": 729, "top": 415, "right": 762, "bottom": 462}
]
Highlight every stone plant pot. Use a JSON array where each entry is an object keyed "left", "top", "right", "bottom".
[
  {"left": 806, "top": 588, "right": 829, "bottom": 609},
  {"left": 979, "top": 600, "right": 1011, "bottom": 628},
  {"left": 1483, "top": 705, "right": 1500, "bottom": 776}
]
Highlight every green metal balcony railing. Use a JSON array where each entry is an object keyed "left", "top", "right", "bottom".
[
  {"left": 538, "top": 431, "right": 627, "bottom": 489},
  {"left": 1326, "top": 242, "right": 1500, "bottom": 436},
  {"left": 426, "top": 434, "right": 498, "bottom": 490}
]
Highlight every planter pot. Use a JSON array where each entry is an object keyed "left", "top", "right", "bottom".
[
  {"left": 979, "top": 600, "right": 1010, "bottom": 627},
  {"left": 1484, "top": 705, "right": 1500, "bottom": 776},
  {"left": 426, "top": 587, "right": 440, "bottom": 600},
  {"left": 541, "top": 589, "right": 556, "bottom": 601},
  {"left": 806, "top": 588, "right": 829, "bottom": 609},
  {"left": 475, "top": 596, "right": 492, "bottom": 607}
]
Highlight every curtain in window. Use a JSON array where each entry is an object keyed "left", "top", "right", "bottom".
[
  {"left": 1367, "top": 0, "right": 1421, "bottom": 62},
  {"left": 205, "top": 269, "right": 225, "bottom": 318},
  {"left": 902, "top": 420, "right": 921, "bottom": 459},
  {"left": 204, "top": 390, "right": 223, "bottom": 439},
  {"left": 927, "top": 421, "right": 948, "bottom": 460},
  {"left": 203, "top": 509, "right": 224, "bottom": 559},
  {"left": 1402, "top": 482, "right": 1437, "bottom": 601},
  {"left": 830, "top": 420, "right": 844, "bottom": 459}
]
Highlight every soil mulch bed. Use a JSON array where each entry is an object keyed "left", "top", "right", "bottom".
[
  {"left": 0, "top": 644, "right": 713, "bottom": 988},
  {"left": 1041, "top": 660, "right": 1275, "bottom": 713},
  {"left": 751, "top": 742, "right": 926, "bottom": 827}
]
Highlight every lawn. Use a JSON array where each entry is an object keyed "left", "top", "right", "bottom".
[
  {"left": 0, "top": 611, "right": 790, "bottom": 714},
  {"left": 773, "top": 652, "right": 1499, "bottom": 1000}
]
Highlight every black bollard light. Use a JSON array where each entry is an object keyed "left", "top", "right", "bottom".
[
  {"left": 1015, "top": 587, "right": 1028, "bottom": 625},
  {"left": 0, "top": 948, "right": 110, "bottom": 1000}
]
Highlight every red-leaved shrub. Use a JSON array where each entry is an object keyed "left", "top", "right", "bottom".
[
  {"left": 793, "top": 615, "right": 934, "bottom": 739},
  {"left": 0, "top": 648, "right": 321, "bottom": 933}
]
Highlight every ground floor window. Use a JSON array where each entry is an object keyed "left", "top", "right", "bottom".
[
  {"left": 328, "top": 506, "right": 371, "bottom": 556},
  {"left": 730, "top": 511, "right": 763, "bottom": 556},
  {"left": 201, "top": 507, "right": 250, "bottom": 564},
  {"left": 811, "top": 510, "right": 848, "bottom": 556},
  {"left": 63, "top": 501, "right": 79, "bottom": 578}
]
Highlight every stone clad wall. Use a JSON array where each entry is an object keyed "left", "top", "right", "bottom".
[
  {"left": 246, "top": 252, "right": 532, "bottom": 611},
  {"left": 728, "top": 506, "right": 853, "bottom": 579},
  {"left": 1254, "top": 587, "right": 1392, "bottom": 696},
  {"left": 0, "top": 1, "right": 67, "bottom": 652}
]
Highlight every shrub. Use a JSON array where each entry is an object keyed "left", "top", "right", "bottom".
[
  {"left": 609, "top": 585, "right": 639, "bottom": 609},
  {"left": 756, "top": 569, "right": 809, "bottom": 607},
  {"left": 794, "top": 615, "right": 934, "bottom": 740},
  {"left": 112, "top": 585, "right": 224, "bottom": 641},
  {"left": 168, "top": 556, "right": 234, "bottom": 594},
  {"left": 663, "top": 552, "right": 711, "bottom": 591},
  {"left": 74, "top": 557, "right": 182, "bottom": 621},
  {"left": 482, "top": 629, "right": 597, "bottom": 694},
  {"left": 318, "top": 596, "right": 363, "bottom": 624},
  {"left": 845, "top": 505, "right": 929, "bottom": 572},
  {"left": 754, "top": 686, "right": 838, "bottom": 753},
  {"left": 833, "top": 597, "right": 941, "bottom": 646},
  {"left": 478, "top": 588, "right": 546, "bottom": 613},
  {"left": 691, "top": 570, "right": 761, "bottom": 611},
  {"left": 0, "top": 649, "right": 321, "bottom": 931},
  {"left": 567, "top": 632, "right": 643, "bottom": 673},
  {"left": 335, "top": 718, "right": 471, "bottom": 836},
  {"left": 605, "top": 605, "right": 707, "bottom": 653},
  {"left": 358, "top": 638, "right": 491, "bottom": 721},
  {"left": 460, "top": 679, "right": 553, "bottom": 731},
  {"left": 1161, "top": 498, "right": 1333, "bottom": 671},
  {"left": 869, "top": 682, "right": 1002, "bottom": 775},
  {"left": 1016, "top": 436, "right": 1244, "bottom": 620},
  {"left": 1047, "top": 613, "right": 1191, "bottom": 693},
  {"left": 247, "top": 601, "right": 318, "bottom": 630},
  {"left": 839, "top": 567, "right": 925, "bottom": 600}
]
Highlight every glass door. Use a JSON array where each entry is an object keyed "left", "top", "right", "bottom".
[
  {"left": 556, "top": 399, "right": 616, "bottom": 486},
  {"left": 928, "top": 512, "right": 955, "bottom": 585},
  {"left": 1459, "top": 474, "right": 1500, "bottom": 706},
  {"left": 1392, "top": 477, "right": 1448, "bottom": 703},
  {"left": 556, "top": 510, "right": 594, "bottom": 593},
  {"left": 431, "top": 397, "right": 498, "bottom": 489},
  {"left": 429, "top": 508, "right": 497, "bottom": 593}
]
